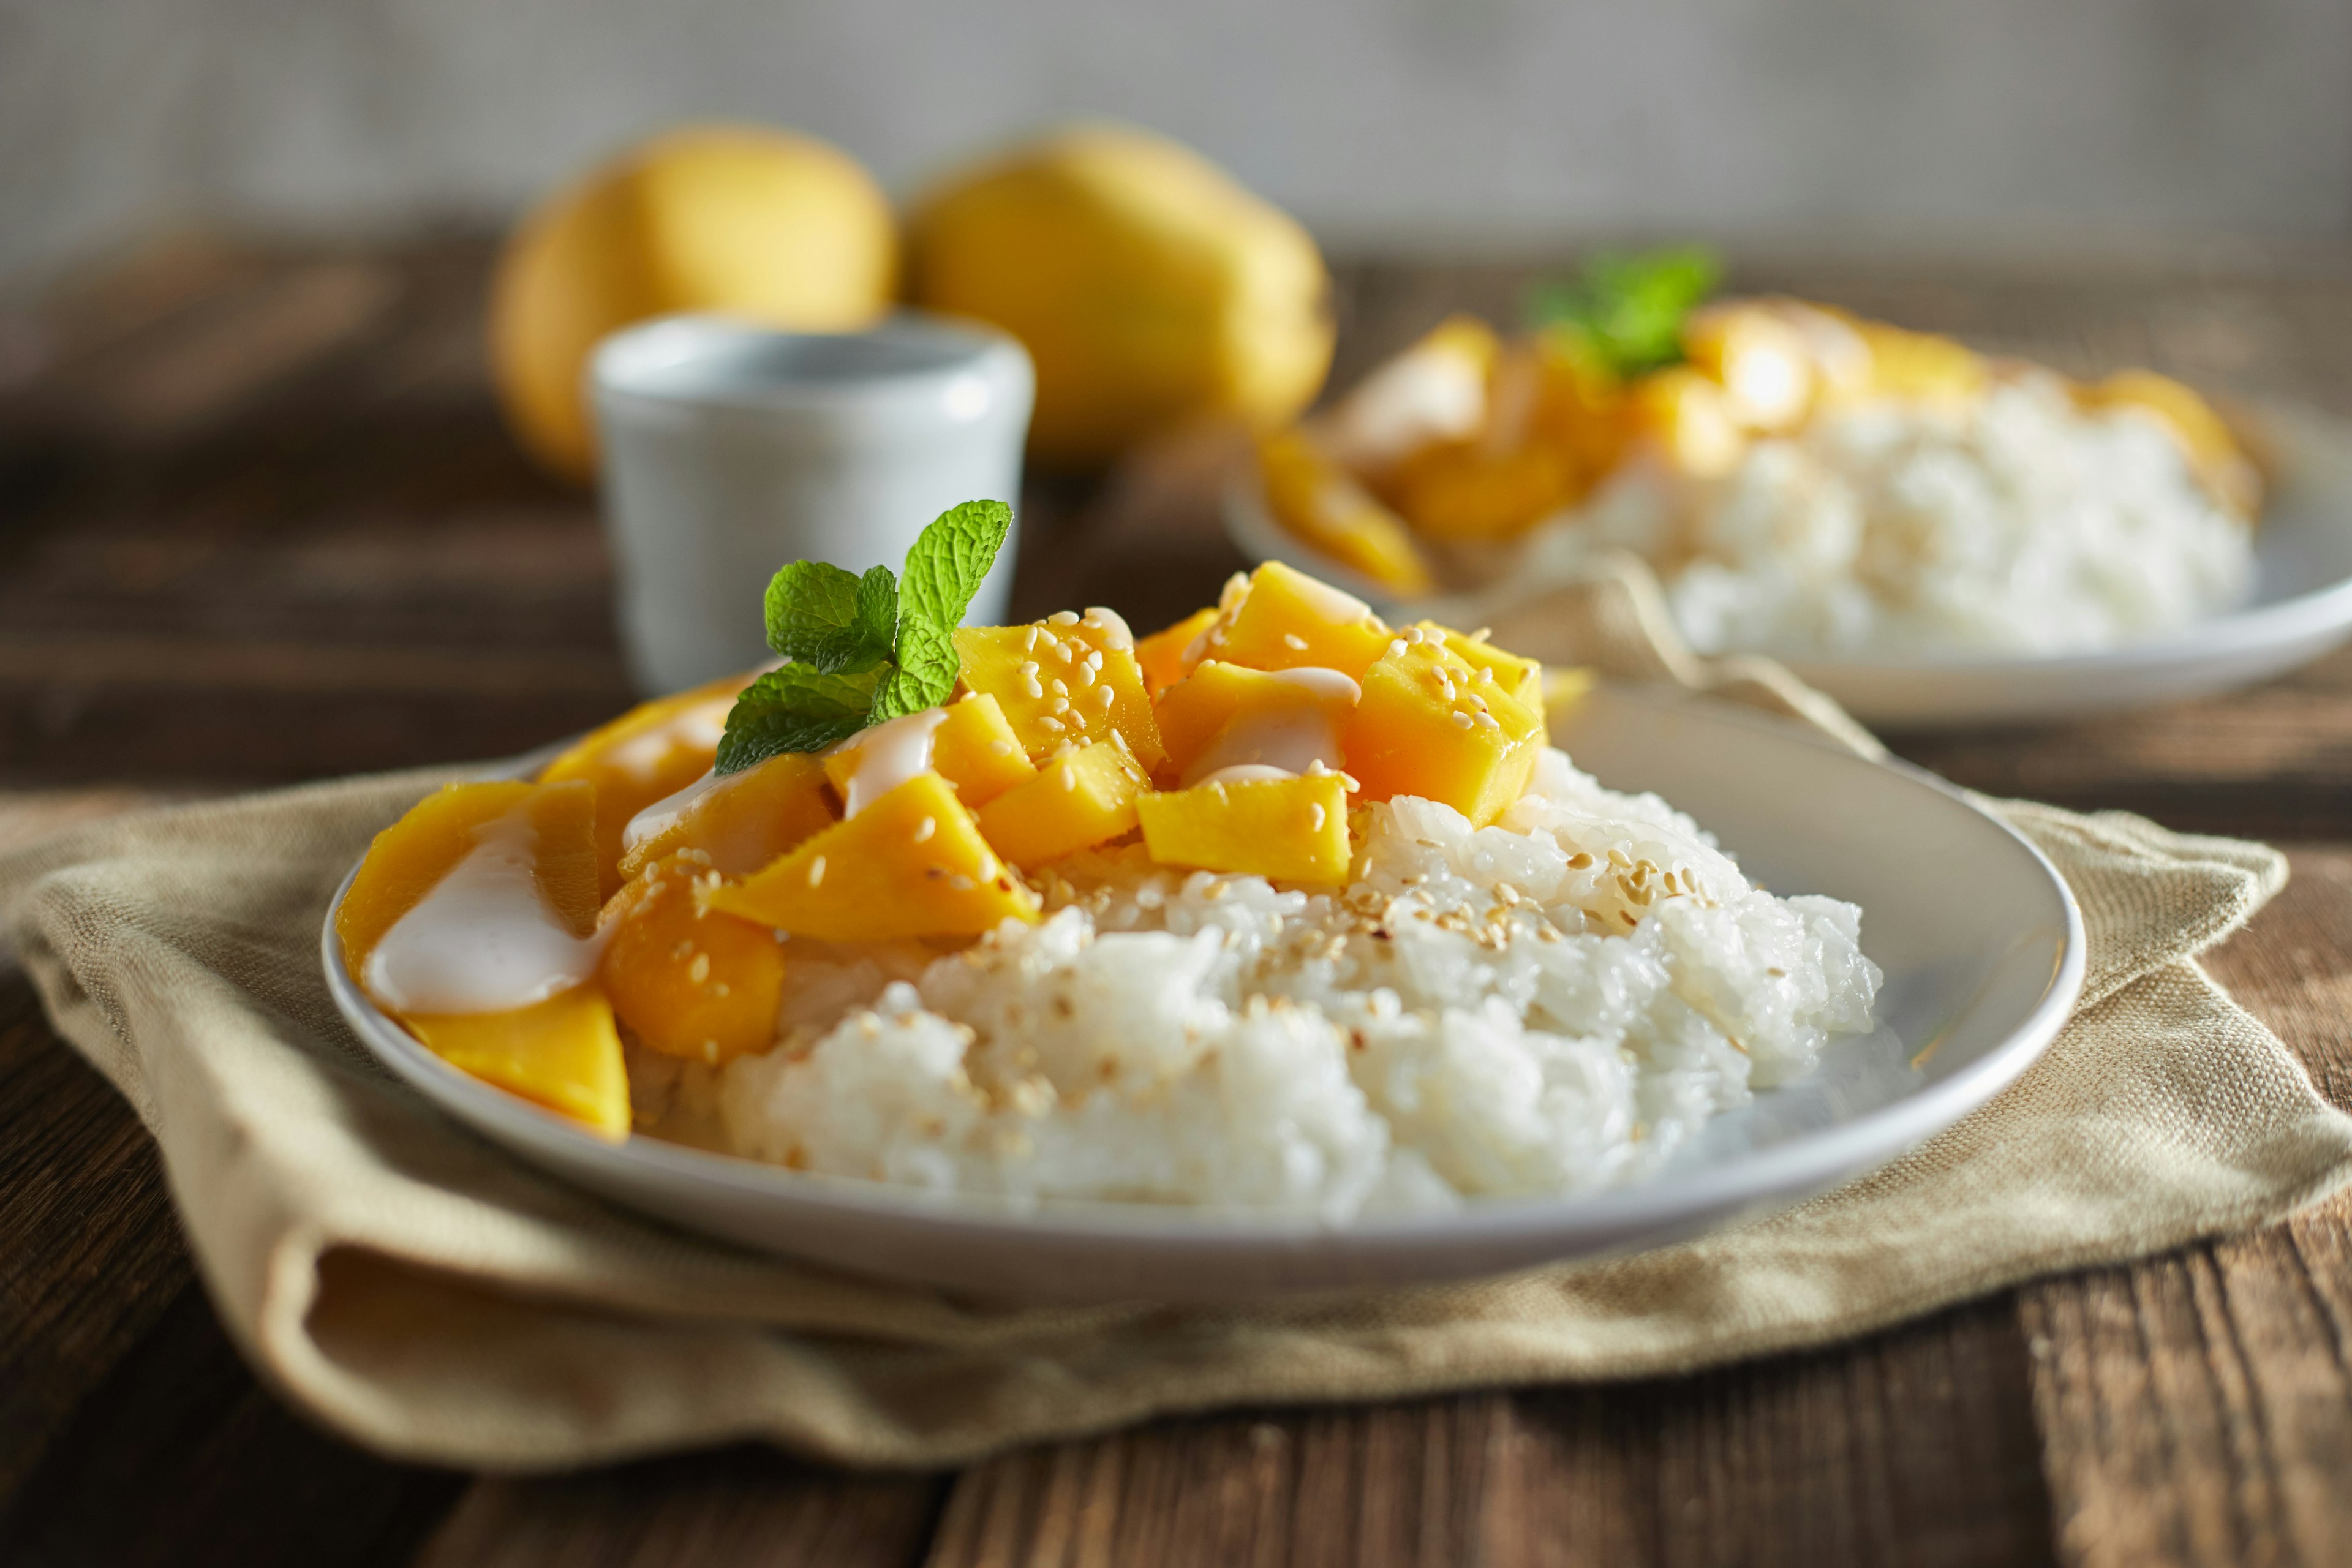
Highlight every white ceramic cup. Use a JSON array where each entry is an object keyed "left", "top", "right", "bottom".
[{"left": 591, "top": 311, "right": 1035, "bottom": 694}]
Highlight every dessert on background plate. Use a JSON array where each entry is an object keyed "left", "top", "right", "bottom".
[
  {"left": 336, "top": 502, "right": 1882, "bottom": 1223},
  {"left": 1253, "top": 252, "right": 2264, "bottom": 663}
]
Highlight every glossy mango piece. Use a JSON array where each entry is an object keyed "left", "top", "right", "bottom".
[
  {"left": 1137, "top": 773, "right": 1351, "bottom": 884},
  {"left": 1153, "top": 659, "right": 1355, "bottom": 786},
  {"left": 1314, "top": 314, "right": 1498, "bottom": 470},
  {"left": 405, "top": 988, "right": 631, "bottom": 1142},
  {"left": 337, "top": 778, "right": 600, "bottom": 983},
  {"left": 954, "top": 623, "right": 1166, "bottom": 771},
  {"left": 615, "top": 752, "right": 835, "bottom": 883},
  {"left": 1379, "top": 433, "right": 1580, "bottom": 543},
  {"left": 1256, "top": 432, "right": 1436, "bottom": 597},
  {"left": 976, "top": 737, "right": 1150, "bottom": 869},
  {"left": 711, "top": 772, "right": 1040, "bottom": 941},
  {"left": 1411, "top": 621, "right": 1545, "bottom": 716},
  {"left": 600, "top": 852, "right": 788, "bottom": 1065},
  {"left": 1852, "top": 322, "right": 1986, "bottom": 411},
  {"left": 1628, "top": 366, "right": 1745, "bottom": 478},
  {"left": 2082, "top": 369, "right": 2261, "bottom": 519},
  {"left": 540, "top": 669, "right": 755, "bottom": 898},
  {"left": 1193, "top": 561, "right": 1393, "bottom": 679},
  {"left": 1681, "top": 301, "right": 1817, "bottom": 431},
  {"left": 822, "top": 693, "right": 1039, "bottom": 810},
  {"left": 1134, "top": 607, "right": 1218, "bottom": 697},
  {"left": 1341, "top": 636, "right": 1544, "bottom": 827}
]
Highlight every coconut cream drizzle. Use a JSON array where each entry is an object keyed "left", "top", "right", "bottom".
[
  {"left": 826, "top": 707, "right": 949, "bottom": 818},
  {"left": 622, "top": 765, "right": 733, "bottom": 855},
  {"left": 364, "top": 810, "right": 606, "bottom": 1016},
  {"left": 1180, "top": 667, "right": 1360, "bottom": 788},
  {"left": 601, "top": 696, "right": 734, "bottom": 783}
]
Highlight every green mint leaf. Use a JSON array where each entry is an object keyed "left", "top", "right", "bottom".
[
  {"left": 1526, "top": 246, "right": 1721, "bottom": 379},
  {"left": 854, "top": 565, "right": 899, "bottom": 658},
  {"left": 898, "top": 500, "right": 1012, "bottom": 635},
  {"left": 715, "top": 665, "right": 881, "bottom": 774},
  {"left": 870, "top": 619, "right": 960, "bottom": 722},
  {"left": 764, "top": 560, "right": 895, "bottom": 674}
]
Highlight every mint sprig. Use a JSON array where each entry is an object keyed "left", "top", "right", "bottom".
[
  {"left": 1526, "top": 246, "right": 1721, "bottom": 380},
  {"left": 715, "top": 499, "right": 1014, "bottom": 774}
]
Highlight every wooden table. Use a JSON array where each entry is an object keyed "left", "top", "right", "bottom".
[{"left": 3, "top": 238, "right": 2350, "bottom": 1567}]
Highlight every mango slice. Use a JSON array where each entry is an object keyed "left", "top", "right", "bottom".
[
  {"left": 2081, "top": 369, "right": 2261, "bottom": 519},
  {"left": 711, "top": 772, "right": 1041, "bottom": 941},
  {"left": 337, "top": 778, "right": 600, "bottom": 984},
  {"left": 1681, "top": 301, "right": 1819, "bottom": 432},
  {"left": 1629, "top": 367, "right": 1745, "bottom": 478},
  {"left": 1137, "top": 773, "right": 1351, "bottom": 884},
  {"left": 1850, "top": 322, "right": 1986, "bottom": 412},
  {"left": 976, "top": 737, "right": 1150, "bottom": 869},
  {"left": 955, "top": 622, "right": 1166, "bottom": 771},
  {"left": 600, "top": 853, "right": 788, "bottom": 1065},
  {"left": 1256, "top": 432, "right": 1436, "bottom": 597},
  {"left": 540, "top": 669, "right": 754, "bottom": 897},
  {"left": 1153, "top": 660, "right": 1357, "bottom": 786},
  {"left": 1341, "top": 636, "right": 1544, "bottom": 827},
  {"left": 1134, "top": 607, "right": 1218, "bottom": 696},
  {"left": 1411, "top": 621, "right": 1545, "bottom": 717},
  {"left": 1313, "top": 314, "right": 1498, "bottom": 472},
  {"left": 616, "top": 751, "right": 836, "bottom": 883},
  {"left": 1193, "top": 560, "right": 1393, "bottom": 679},
  {"left": 822, "top": 692, "right": 1038, "bottom": 810},
  {"left": 405, "top": 989, "right": 631, "bottom": 1142}
]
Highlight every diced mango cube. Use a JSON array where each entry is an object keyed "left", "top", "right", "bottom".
[
  {"left": 1153, "top": 660, "right": 1355, "bottom": 786},
  {"left": 1134, "top": 607, "right": 1219, "bottom": 696},
  {"left": 976, "top": 738, "right": 1150, "bottom": 869},
  {"left": 616, "top": 752, "right": 835, "bottom": 882},
  {"left": 337, "top": 778, "right": 600, "bottom": 983},
  {"left": 1629, "top": 367, "right": 1745, "bottom": 478},
  {"left": 711, "top": 772, "right": 1040, "bottom": 941},
  {"left": 954, "top": 624, "right": 1166, "bottom": 772},
  {"left": 600, "top": 853, "right": 788, "bottom": 1065},
  {"left": 405, "top": 988, "right": 631, "bottom": 1141},
  {"left": 1194, "top": 561, "right": 1393, "bottom": 679},
  {"left": 1256, "top": 432, "right": 1436, "bottom": 597},
  {"left": 929, "top": 692, "right": 1040, "bottom": 804},
  {"left": 1682, "top": 301, "right": 1817, "bottom": 431},
  {"left": 1412, "top": 620, "right": 1544, "bottom": 715},
  {"left": 539, "top": 669, "right": 756, "bottom": 897},
  {"left": 1137, "top": 774, "right": 1351, "bottom": 884},
  {"left": 1341, "top": 639, "right": 1545, "bottom": 827},
  {"left": 1852, "top": 322, "right": 1986, "bottom": 411},
  {"left": 1313, "top": 314, "right": 1499, "bottom": 470}
]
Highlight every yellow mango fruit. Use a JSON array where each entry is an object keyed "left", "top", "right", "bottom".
[
  {"left": 1341, "top": 637, "right": 1545, "bottom": 827},
  {"left": 1193, "top": 560, "right": 1393, "bottom": 679},
  {"left": 1628, "top": 367, "right": 1746, "bottom": 478},
  {"left": 337, "top": 779, "right": 600, "bottom": 983},
  {"left": 1256, "top": 432, "right": 1436, "bottom": 597},
  {"left": 405, "top": 989, "right": 631, "bottom": 1142},
  {"left": 2081, "top": 369, "right": 2261, "bottom": 519},
  {"left": 540, "top": 669, "right": 754, "bottom": 899},
  {"left": 489, "top": 124, "right": 898, "bottom": 481},
  {"left": 1313, "top": 314, "right": 1499, "bottom": 472},
  {"left": 954, "top": 622, "right": 1166, "bottom": 771},
  {"left": 1137, "top": 773, "right": 1351, "bottom": 884},
  {"left": 711, "top": 772, "right": 1041, "bottom": 941},
  {"left": 1153, "top": 660, "right": 1357, "bottom": 786},
  {"left": 1852, "top": 322, "right": 1987, "bottom": 411},
  {"left": 1380, "top": 437, "right": 1580, "bottom": 543},
  {"left": 820, "top": 693, "right": 1039, "bottom": 812},
  {"left": 1683, "top": 302, "right": 1817, "bottom": 431},
  {"left": 615, "top": 751, "right": 835, "bottom": 882},
  {"left": 976, "top": 738, "right": 1150, "bottom": 869},
  {"left": 1134, "top": 607, "right": 1219, "bottom": 696},
  {"left": 1411, "top": 621, "right": 1545, "bottom": 715},
  {"left": 600, "top": 853, "right": 788, "bottom": 1065},
  {"left": 908, "top": 124, "right": 1333, "bottom": 468}
]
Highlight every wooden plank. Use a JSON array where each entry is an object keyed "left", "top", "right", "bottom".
[
  {"left": 2022, "top": 848, "right": 2352, "bottom": 1568},
  {"left": 924, "top": 1297, "right": 2052, "bottom": 1567},
  {"left": 412, "top": 1450, "right": 943, "bottom": 1568}
]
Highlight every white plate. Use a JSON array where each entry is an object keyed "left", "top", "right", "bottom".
[
  {"left": 323, "top": 685, "right": 2084, "bottom": 1305},
  {"left": 1226, "top": 401, "right": 2352, "bottom": 728}
]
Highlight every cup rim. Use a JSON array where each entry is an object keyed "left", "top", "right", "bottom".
[{"left": 590, "top": 309, "right": 1032, "bottom": 413}]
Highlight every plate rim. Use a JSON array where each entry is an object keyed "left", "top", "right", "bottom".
[{"left": 322, "top": 684, "right": 2087, "bottom": 1253}]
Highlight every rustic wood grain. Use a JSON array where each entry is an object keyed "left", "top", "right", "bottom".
[{"left": 4, "top": 237, "right": 2352, "bottom": 1567}]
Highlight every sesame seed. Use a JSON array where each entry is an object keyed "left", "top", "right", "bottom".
[
  {"left": 1388, "top": 639, "right": 1408, "bottom": 656},
  {"left": 807, "top": 855, "right": 827, "bottom": 886},
  {"left": 672, "top": 940, "right": 694, "bottom": 959},
  {"left": 1038, "top": 715, "right": 1065, "bottom": 733},
  {"left": 1476, "top": 712, "right": 1501, "bottom": 729},
  {"left": 688, "top": 954, "right": 710, "bottom": 983},
  {"left": 1471, "top": 627, "right": 1493, "bottom": 643},
  {"left": 1310, "top": 802, "right": 1327, "bottom": 830},
  {"left": 1096, "top": 686, "right": 1116, "bottom": 709},
  {"left": 1051, "top": 696, "right": 1071, "bottom": 715},
  {"left": 712, "top": 982, "right": 730, "bottom": 998},
  {"left": 1024, "top": 626, "right": 1041, "bottom": 650},
  {"left": 1020, "top": 660, "right": 1039, "bottom": 676},
  {"left": 1055, "top": 641, "right": 1076, "bottom": 663},
  {"left": 1061, "top": 768, "right": 1079, "bottom": 791},
  {"left": 1023, "top": 678, "right": 1045, "bottom": 700},
  {"left": 914, "top": 815, "right": 937, "bottom": 842},
  {"left": 1049, "top": 610, "right": 1080, "bottom": 626},
  {"left": 950, "top": 874, "right": 976, "bottom": 891},
  {"left": 1087, "top": 649, "right": 1104, "bottom": 670},
  {"left": 1077, "top": 663, "right": 1096, "bottom": 687},
  {"left": 989, "top": 739, "right": 1016, "bottom": 757},
  {"left": 1283, "top": 633, "right": 1310, "bottom": 651},
  {"left": 1608, "top": 848, "right": 1632, "bottom": 868},
  {"left": 1567, "top": 851, "right": 1594, "bottom": 869},
  {"left": 1450, "top": 710, "right": 1473, "bottom": 729}
]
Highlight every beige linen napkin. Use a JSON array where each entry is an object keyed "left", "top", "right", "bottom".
[{"left": 7, "top": 558, "right": 2352, "bottom": 1471}]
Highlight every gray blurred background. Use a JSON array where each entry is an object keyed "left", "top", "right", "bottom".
[{"left": 6, "top": 0, "right": 2347, "bottom": 286}]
